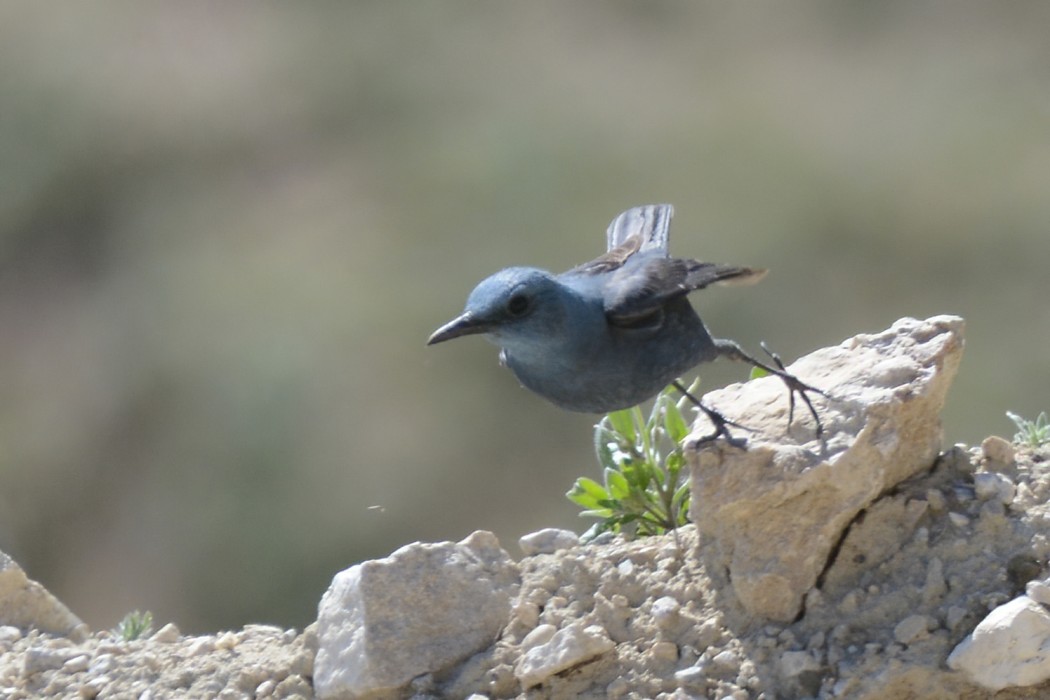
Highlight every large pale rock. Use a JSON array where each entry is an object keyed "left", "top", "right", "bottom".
[
  {"left": 688, "top": 315, "right": 964, "bottom": 621},
  {"left": 0, "top": 550, "right": 86, "bottom": 640},
  {"left": 947, "top": 595, "right": 1050, "bottom": 690},
  {"left": 314, "top": 531, "right": 520, "bottom": 700}
]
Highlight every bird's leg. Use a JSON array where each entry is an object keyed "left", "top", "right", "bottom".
[
  {"left": 712, "top": 339, "right": 827, "bottom": 437},
  {"left": 672, "top": 380, "right": 748, "bottom": 448}
]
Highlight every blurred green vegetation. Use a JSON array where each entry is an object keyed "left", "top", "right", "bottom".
[{"left": 1, "top": 2, "right": 1049, "bottom": 632}]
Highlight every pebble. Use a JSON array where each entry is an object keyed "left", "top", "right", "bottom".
[
  {"left": 1027, "top": 580, "right": 1050, "bottom": 607},
  {"left": 520, "top": 624, "right": 556, "bottom": 651},
  {"left": 150, "top": 623, "right": 181, "bottom": 644},
  {"left": 62, "top": 654, "right": 90, "bottom": 673},
  {"left": 974, "top": 472, "right": 1015, "bottom": 504},
  {"left": 981, "top": 435, "right": 1015, "bottom": 465},
  {"left": 649, "top": 641, "right": 679, "bottom": 663},
  {"left": 188, "top": 637, "right": 216, "bottom": 656},
  {"left": 651, "top": 596, "right": 681, "bottom": 628},
  {"left": 712, "top": 649, "right": 740, "bottom": 672},
  {"left": 518, "top": 528, "right": 580, "bottom": 556},
  {"left": 23, "top": 647, "right": 79, "bottom": 675},
  {"left": 893, "top": 615, "right": 932, "bottom": 645},
  {"left": 926, "top": 488, "right": 947, "bottom": 511}
]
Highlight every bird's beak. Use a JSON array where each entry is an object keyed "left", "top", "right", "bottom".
[{"left": 427, "top": 312, "right": 491, "bottom": 345}]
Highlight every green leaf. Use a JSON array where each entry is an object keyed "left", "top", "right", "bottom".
[
  {"left": 566, "top": 477, "right": 608, "bottom": 509},
  {"left": 606, "top": 408, "right": 636, "bottom": 443},
  {"left": 663, "top": 398, "right": 689, "bottom": 443},
  {"left": 604, "top": 468, "right": 631, "bottom": 500},
  {"left": 750, "top": 366, "right": 769, "bottom": 380}
]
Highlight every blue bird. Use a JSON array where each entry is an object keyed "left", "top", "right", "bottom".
[{"left": 428, "top": 204, "right": 823, "bottom": 442}]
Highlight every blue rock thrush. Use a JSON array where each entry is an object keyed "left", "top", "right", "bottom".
[{"left": 427, "top": 204, "right": 823, "bottom": 443}]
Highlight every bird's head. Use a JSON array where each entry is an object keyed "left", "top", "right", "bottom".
[{"left": 427, "top": 267, "right": 565, "bottom": 347}]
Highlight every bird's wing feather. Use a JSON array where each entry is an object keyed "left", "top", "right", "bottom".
[
  {"left": 570, "top": 204, "right": 675, "bottom": 276},
  {"left": 605, "top": 203, "right": 674, "bottom": 253},
  {"left": 605, "top": 258, "right": 767, "bottom": 324}
]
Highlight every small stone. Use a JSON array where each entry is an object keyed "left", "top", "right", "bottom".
[
  {"left": 946, "top": 605, "right": 970, "bottom": 632},
  {"left": 518, "top": 528, "right": 579, "bottom": 556},
  {"left": 949, "top": 512, "right": 970, "bottom": 528},
  {"left": 651, "top": 596, "right": 681, "bottom": 629},
  {"left": 894, "top": 614, "right": 933, "bottom": 645},
  {"left": 649, "top": 641, "right": 679, "bottom": 663},
  {"left": 981, "top": 435, "right": 1015, "bottom": 466},
  {"left": 79, "top": 676, "right": 109, "bottom": 697},
  {"left": 150, "top": 622, "right": 181, "bottom": 643},
  {"left": 696, "top": 618, "right": 723, "bottom": 649},
  {"left": 520, "top": 624, "right": 557, "bottom": 651},
  {"left": 215, "top": 631, "right": 238, "bottom": 650},
  {"left": 712, "top": 649, "right": 740, "bottom": 672},
  {"left": 926, "top": 489, "right": 947, "bottom": 511},
  {"left": 515, "top": 623, "right": 615, "bottom": 688},
  {"left": 974, "top": 472, "right": 1015, "bottom": 504},
  {"left": 62, "top": 654, "right": 90, "bottom": 673},
  {"left": 923, "top": 557, "right": 948, "bottom": 604},
  {"left": 254, "top": 680, "right": 276, "bottom": 698},
  {"left": 23, "top": 647, "right": 78, "bottom": 676},
  {"left": 1027, "top": 580, "right": 1050, "bottom": 607},
  {"left": 675, "top": 663, "right": 709, "bottom": 687},
  {"left": 779, "top": 649, "right": 819, "bottom": 678},
  {"left": 188, "top": 637, "right": 216, "bottom": 656},
  {"left": 512, "top": 600, "right": 540, "bottom": 629},
  {"left": 89, "top": 654, "right": 115, "bottom": 674}
]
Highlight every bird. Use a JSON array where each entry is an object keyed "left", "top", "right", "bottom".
[{"left": 427, "top": 204, "right": 823, "bottom": 443}]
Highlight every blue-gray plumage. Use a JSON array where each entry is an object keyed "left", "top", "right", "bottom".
[{"left": 428, "top": 204, "right": 823, "bottom": 440}]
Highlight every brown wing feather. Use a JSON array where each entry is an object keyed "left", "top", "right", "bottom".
[
  {"left": 571, "top": 233, "right": 644, "bottom": 275},
  {"left": 606, "top": 258, "right": 767, "bottom": 325}
]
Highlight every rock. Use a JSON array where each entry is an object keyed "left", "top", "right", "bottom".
[
  {"left": 973, "top": 471, "right": 1015, "bottom": 504},
  {"left": 947, "top": 595, "right": 1050, "bottom": 690},
  {"left": 314, "top": 530, "right": 519, "bottom": 699},
  {"left": 518, "top": 528, "right": 579, "bottom": 556},
  {"left": 893, "top": 614, "right": 933, "bottom": 645},
  {"left": 981, "top": 435, "right": 1015, "bottom": 466},
  {"left": 778, "top": 649, "right": 819, "bottom": 677},
  {"left": 514, "top": 623, "right": 615, "bottom": 689},
  {"left": 150, "top": 622, "right": 181, "bottom": 644},
  {"left": 689, "top": 316, "right": 964, "bottom": 621},
  {"left": 820, "top": 495, "right": 929, "bottom": 595},
  {"left": 0, "top": 549, "right": 86, "bottom": 640},
  {"left": 1027, "top": 579, "right": 1050, "bottom": 608}
]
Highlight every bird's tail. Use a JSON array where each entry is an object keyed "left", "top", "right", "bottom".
[{"left": 684, "top": 262, "right": 768, "bottom": 290}]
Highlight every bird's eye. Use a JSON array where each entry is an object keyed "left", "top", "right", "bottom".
[{"left": 506, "top": 293, "right": 530, "bottom": 317}]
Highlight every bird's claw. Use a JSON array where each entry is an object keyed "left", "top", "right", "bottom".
[
  {"left": 672, "top": 380, "right": 749, "bottom": 448},
  {"left": 758, "top": 342, "right": 827, "bottom": 437},
  {"left": 691, "top": 407, "right": 749, "bottom": 449}
]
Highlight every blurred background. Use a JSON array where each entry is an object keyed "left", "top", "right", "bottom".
[{"left": 1, "top": 2, "right": 1049, "bottom": 633}]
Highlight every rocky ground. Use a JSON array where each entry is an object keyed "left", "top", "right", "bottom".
[{"left": 4, "top": 316, "right": 1050, "bottom": 699}]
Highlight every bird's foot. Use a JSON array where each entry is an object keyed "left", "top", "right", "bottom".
[
  {"left": 712, "top": 338, "right": 827, "bottom": 438},
  {"left": 672, "top": 380, "right": 749, "bottom": 448},
  {"left": 759, "top": 342, "right": 828, "bottom": 438}
]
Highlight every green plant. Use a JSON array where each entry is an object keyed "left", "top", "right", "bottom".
[
  {"left": 567, "top": 378, "right": 699, "bottom": 541},
  {"left": 1006, "top": 410, "right": 1050, "bottom": 448},
  {"left": 114, "top": 610, "right": 153, "bottom": 642}
]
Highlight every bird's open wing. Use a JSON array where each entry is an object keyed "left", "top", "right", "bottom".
[
  {"left": 605, "top": 204, "right": 674, "bottom": 253},
  {"left": 604, "top": 257, "right": 768, "bottom": 325},
  {"left": 570, "top": 204, "right": 675, "bottom": 276}
]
